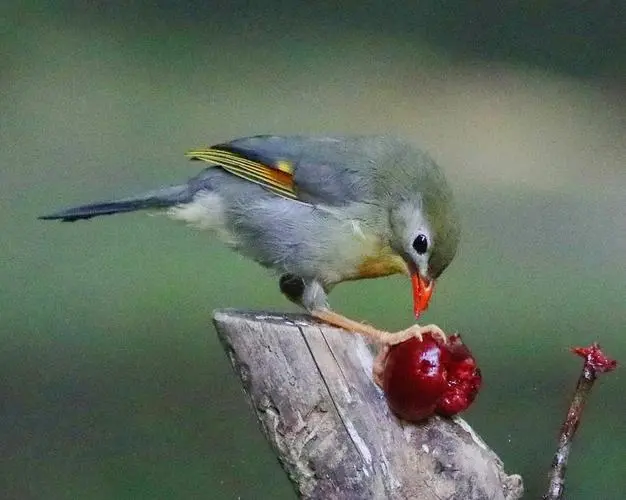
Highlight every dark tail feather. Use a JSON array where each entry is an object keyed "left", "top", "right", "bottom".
[{"left": 39, "top": 184, "right": 192, "bottom": 222}]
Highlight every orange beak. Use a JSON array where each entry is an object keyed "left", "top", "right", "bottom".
[{"left": 410, "top": 270, "right": 434, "bottom": 319}]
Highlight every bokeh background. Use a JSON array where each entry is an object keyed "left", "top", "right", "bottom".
[{"left": 2, "top": 1, "right": 625, "bottom": 498}]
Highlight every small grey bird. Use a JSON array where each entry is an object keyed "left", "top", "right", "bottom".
[{"left": 41, "top": 135, "right": 460, "bottom": 345}]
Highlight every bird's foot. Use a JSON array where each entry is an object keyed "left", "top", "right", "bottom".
[
  {"left": 371, "top": 325, "right": 446, "bottom": 389},
  {"left": 311, "top": 309, "right": 446, "bottom": 346},
  {"left": 311, "top": 309, "right": 448, "bottom": 388},
  {"left": 387, "top": 323, "right": 447, "bottom": 345},
  {"left": 372, "top": 344, "right": 390, "bottom": 389}
]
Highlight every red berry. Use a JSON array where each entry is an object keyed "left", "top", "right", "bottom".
[
  {"left": 382, "top": 333, "right": 482, "bottom": 422},
  {"left": 382, "top": 335, "right": 448, "bottom": 421}
]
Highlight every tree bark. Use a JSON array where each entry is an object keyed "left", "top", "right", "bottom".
[{"left": 213, "top": 309, "right": 523, "bottom": 500}]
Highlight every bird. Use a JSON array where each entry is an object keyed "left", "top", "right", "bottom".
[{"left": 40, "top": 135, "right": 460, "bottom": 346}]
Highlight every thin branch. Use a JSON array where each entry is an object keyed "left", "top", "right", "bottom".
[{"left": 544, "top": 343, "right": 617, "bottom": 500}]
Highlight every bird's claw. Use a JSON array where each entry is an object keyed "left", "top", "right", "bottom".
[
  {"left": 387, "top": 323, "right": 447, "bottom": 345},
  {"left": 372, "top": 344, "right": 390, "bottom": 389},
  {"left": 416, "top": 324, "right": 447, "bottom": 344}
]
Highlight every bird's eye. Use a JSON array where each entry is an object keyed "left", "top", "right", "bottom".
[{"left": 413, "top": 234, "right": 429, "bottom": 255}]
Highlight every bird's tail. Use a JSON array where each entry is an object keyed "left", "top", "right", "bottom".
[{"left": 39, "top": 184, "right": 192, "bottom": 222}]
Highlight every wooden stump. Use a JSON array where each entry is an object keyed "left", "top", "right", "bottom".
[{"left": 213, "top": 309, "right": 523, "bottom": 500}]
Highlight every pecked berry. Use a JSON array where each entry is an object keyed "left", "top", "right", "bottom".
[
  {"left": 436, "top": 335, "right": 482, "bottom": 416},
  {"left": 382, "top": 332, "right": 482, "bottom": 422}
]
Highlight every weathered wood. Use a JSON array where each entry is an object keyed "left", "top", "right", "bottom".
[{"left": 213, "top": 309, "right": 523, "bottom": 500}]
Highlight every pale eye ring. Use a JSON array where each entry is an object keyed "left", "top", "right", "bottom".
[{"left": 412, "top": 234, "right": 428, "bottom": 254}]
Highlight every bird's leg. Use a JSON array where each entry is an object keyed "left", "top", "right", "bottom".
[
  {"left": 311, "top": 308, "right": 393, "bottom": 343},
  {"left": 310, "top": 308, "right": 446, "bottom": 346},
  {"left": 280, "top": 277, "right": 446, "bottom": 388}
]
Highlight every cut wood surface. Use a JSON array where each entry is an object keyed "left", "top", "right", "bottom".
[{"left": 213, "top": 309, "right": 523, "bottom": 500}]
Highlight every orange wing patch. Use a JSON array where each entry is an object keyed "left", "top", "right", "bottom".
[{"left": 185, "top": 146, "right": 297, "bottom": 200}]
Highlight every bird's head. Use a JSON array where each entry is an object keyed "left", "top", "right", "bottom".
[{"left": 389, "top": 193, "right": 460, "bottom": 319}]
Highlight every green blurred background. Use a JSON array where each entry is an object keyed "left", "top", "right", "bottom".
[{"left": 2, "top": 1, "right": 625, "bottom": 498}]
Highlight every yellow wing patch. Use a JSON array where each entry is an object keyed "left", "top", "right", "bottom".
[{"left": 185, "top": 146, "right": 297, "bottom": 200}]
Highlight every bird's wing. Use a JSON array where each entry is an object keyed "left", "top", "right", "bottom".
[
  {"left": 185, "top": 135, "right": 380, "bottom": 206},
  {"left": 185, "top": 142, "right": 298, "bottom": 200}
]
